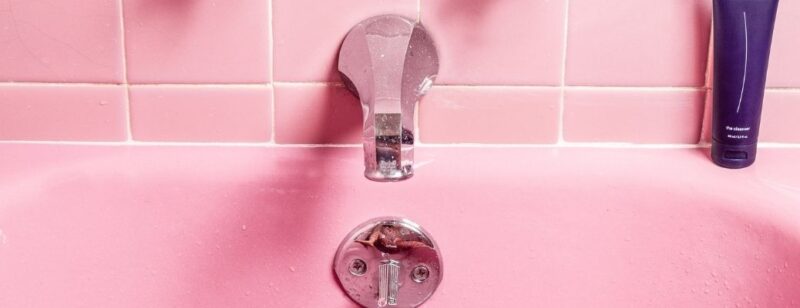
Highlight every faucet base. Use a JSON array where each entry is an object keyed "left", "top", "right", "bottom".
[{"left": 365, "top": 167, "right": 414, "bottom": 182}]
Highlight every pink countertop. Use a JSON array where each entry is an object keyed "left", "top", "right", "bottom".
[{"left": 0, "top": 145, "right": 799, "bottom": 307}]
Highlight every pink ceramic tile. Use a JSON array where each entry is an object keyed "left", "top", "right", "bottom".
[
  {"left": 0, "top": 0, "right": 124, "bottom": 83},
  {"left": 0, "top": 85, "right": 127, "bottom": 141},
  {"left": 129, "top": 86, "right": 271, "bottom": 142},
  {"left": 123, "top": 0, "right": 270, "bottom": 84},
  {"left": 421, "top": 0, "right": 565, "bottom": 86},
  {"left": 272, "top": 0, "right": 417, "bottom": 82},
  {"left": 564, "top": 89, "right": 706, "bottom": 143},
  {"left": 419, "top": 87, "right": 560, "bottom": 143},
  {"left": 566, "top": 0, "right": 711, "bottom": 87},
  {"left": 766, "top": 1, "right": 800, "bottom": 87},
  {"left": 760, "top": 91, "right": 800, "bottom": 143},
  {"left": 274, "top": 84, "right": 362, "bottom": 144}
]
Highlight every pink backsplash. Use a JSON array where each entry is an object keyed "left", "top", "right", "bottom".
[{"left": 0, "top": 0, "right": 798, "bottom": 145}]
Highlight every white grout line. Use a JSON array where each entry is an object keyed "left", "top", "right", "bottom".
[
  {"left": 116, "top": 0, "right": 133, "bottom": 143},
  {"left": 417, "top": 0, "right": 422, "bottom": 22},
  {"left": 557, "top": 0, "right": 571, "bottom": 145},
  {"left": 418, "top": 143, "right": 708, "bottom": 149},
  {"left": 268, "top": 0, "right": 277, "bottom": 144},
  {"left": 565, "top": 85, "right": 708, "bottom": 92},
  {"left": 414, "top": 101, "right": 422, "bottom": 145},
  {"left": 2, "top": 81, "right": 800, "bottom": 93},
  {"left": 1, "top": 140, "right": 799, "bottom": 148},
  {"left": 0, "top": 140, "right": 359, "bottom": 148},
  {"left": 698, "top": 16, "right": 715, "bottom": 147},
  {"left": 765, "top": 88, "right": 800, "bottom": 93},
  {"left": 433, "top": 84, "right": 711, "bottom": 92},
  {"left": 0, "top": 82, "right": 123, "bottom": 88},
  {"left": 127, "top": 83, "right": 271, "bottom": 89},
  {"left": 435, "top": 84, "right": 560, "bottom": 90},
  {"left": 273, "top": 81, "right": 344, "bottom": 87},
  {"left": 758, "top": 143, "right": 800, "bottom": 149}
]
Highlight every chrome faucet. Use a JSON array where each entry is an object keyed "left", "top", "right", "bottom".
[{"left": 339, "top": 15, "right": 439, "bottom": 182}]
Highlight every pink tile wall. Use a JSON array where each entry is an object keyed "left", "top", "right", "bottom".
[
  {"left": 273, "top": 84, "right": 362, "bottom": 144},
  {"left": 566, "top": 0, "right": 711, "bottom": 87},
  {"left": 420, "top": 87, "right": 560, "bottom": 143},
  {"left": 0, "top": 85, "right": 127, "bottom": 141},
  {"left": 123, "top": 0, "right": 270, "bottom": 83},
  {"left": 272, "top": 0, "right": 417, "bottom": 82},
  {"left": 761, "top": 91, "right": 800, "bottom": 143},
  {"left": 421, "top": 0, "right": 566, "bottom": 85},
  {"left": 767, "top": 1, "right": 800, "bottom": 88},
  {"left": 564, "top": 89, "right": 706, "bottom": 144},
  {"left": 129, "top": 86, "right": 272, "bottom": 142},
  {"left": 0, "top": 0, "right": 124, "bottom": 83},
  {"left": 0, "top": 0, "right": 798, "bottom": 145}
]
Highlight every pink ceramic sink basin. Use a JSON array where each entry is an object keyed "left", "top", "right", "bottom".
[{"left": 0, "top": 145, "right": 799, "bottom": 307}]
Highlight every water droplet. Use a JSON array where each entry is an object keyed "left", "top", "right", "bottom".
[
  {"left": 289, "top": 266, "right": 296, "bottom": 272},
  {"left": 98, "top": 100, "right": 109, "bottom": 106},
  {"left": 241, "top": 225, "right": 248, "bottom": 231}
]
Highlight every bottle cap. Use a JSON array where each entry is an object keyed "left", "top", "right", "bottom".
[{"left": 711, "top": 140, "right": 757, "bottom": 169}]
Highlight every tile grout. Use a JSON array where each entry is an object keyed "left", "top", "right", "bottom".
[
  {"left": 3, "top": 81, "right": 800, "bottom": 93},
  {"left": 557, "top": 0, "right": 571, "bottom": 145},
  {"left": 417, "top": 0, "right": 422, "bottom": 22},
  {"left": 268, "top": 0, "right": 277, "bottom": 144},
  {"left": 116, "top": 0, "right": 133, "bottom": 143},
  {"left": 698, "top": 12, "right": 715, "bottom": 147},
  {"left": 1, "top": 140, "right": 799, "bottom": 149}
]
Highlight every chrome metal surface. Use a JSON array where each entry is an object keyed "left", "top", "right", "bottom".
[
  {"left": 333, "top": 217, "right": 443, "bottom": 308},
  {"left": 338, "top": 15, "right": 439, "bottom": 182}
]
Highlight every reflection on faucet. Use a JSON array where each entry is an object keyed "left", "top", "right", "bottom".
[{"left": 339, "top": 15, "right": 439, "bottom": 182}]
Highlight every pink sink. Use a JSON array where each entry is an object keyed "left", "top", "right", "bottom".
[{"left": 0, "top": 145, "right": 798, "bottom": 307}]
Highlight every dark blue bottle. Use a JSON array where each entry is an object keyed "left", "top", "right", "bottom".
[{"left": 712, "top": 0, "right": 779, "bottom": 169}]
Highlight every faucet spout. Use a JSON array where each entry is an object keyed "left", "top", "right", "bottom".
[{"left": 339, "top": 15, "right": 439, "bottom": 182}]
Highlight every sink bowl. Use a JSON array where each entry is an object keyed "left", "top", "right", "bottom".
[{"left": 0, "top": 145, "right": 798, "bottom": 307}]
